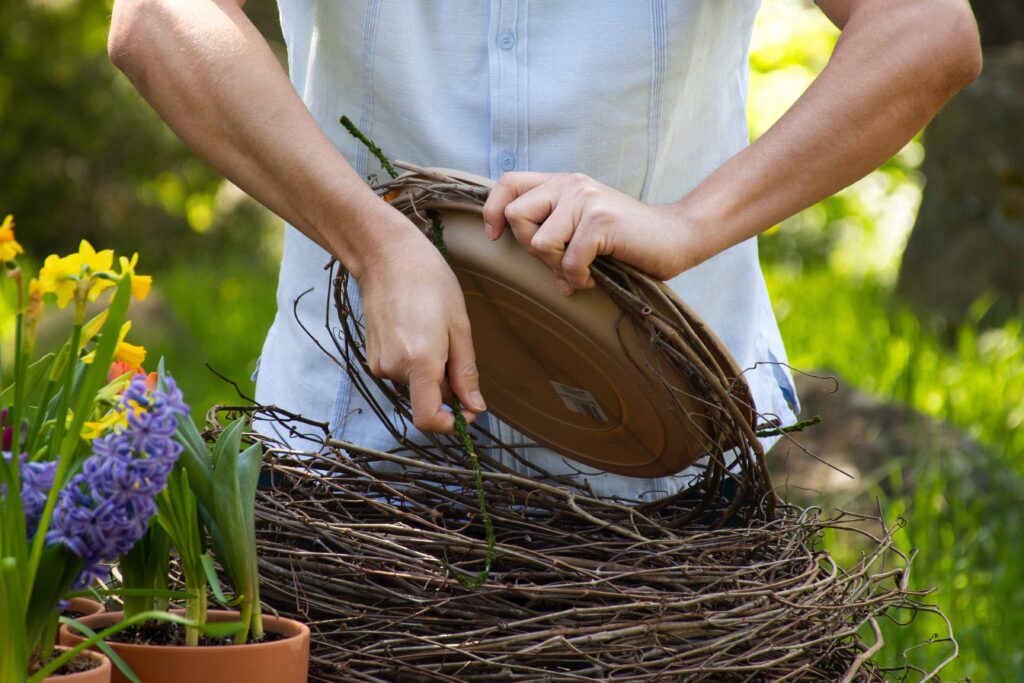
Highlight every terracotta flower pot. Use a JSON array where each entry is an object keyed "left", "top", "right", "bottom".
[
  {"left": 41, "top": 648, "right": 111, "bottom": 683},
  {"left": 64, "top": 597, "right": 106, "bottom": 618},
  {"left": 59, "top": 610, "right": 309, "bottom": 683},
  {"left": 56, "top": 598, "right": 107, "bottom": 645}
]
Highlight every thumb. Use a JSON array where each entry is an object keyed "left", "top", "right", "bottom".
[{"left": 447, "top": 321, "right": 486, "bottom": 414}]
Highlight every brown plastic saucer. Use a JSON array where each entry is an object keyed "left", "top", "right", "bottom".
[{"left": 396, "top": 168, "right": 753, "bottom": 478}]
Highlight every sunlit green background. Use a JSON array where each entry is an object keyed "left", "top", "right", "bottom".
[{"left": 3, "top": 0, "right": 1021, "bottom": 679}]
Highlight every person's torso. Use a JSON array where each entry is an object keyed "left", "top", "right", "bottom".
[
  {"left": 277, "top": 0, "right": 760, "bottom": 201},
  {"left": 258, "top": 1, "right": 799, "bottom": 468}
]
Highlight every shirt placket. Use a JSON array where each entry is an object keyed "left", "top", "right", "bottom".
[{"left": 489, "top": 0, "right": 527, "bottom": 178}]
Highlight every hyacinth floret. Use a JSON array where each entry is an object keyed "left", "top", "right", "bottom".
[
  {"left": 1, "top": 452, "right": 59, "bottom": 537},
  {"left": 46, "top": 374, "right": 189, "bottom": 586},
  {"left": 19, "top": 455, "right": 59, "bottom": 537}
]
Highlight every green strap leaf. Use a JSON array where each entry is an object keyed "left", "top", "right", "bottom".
[
  {"left": 0, "top": 353, "right": 54, "bottom": 407},
  {"left": 199, "top": 553, "right": 242, "bottom": 608},
  {"left": 57, "top": 618, "right": 139, "bottom": 683},
  {"left": 0, "top": 557, "right": 28, "bottom": 683}
]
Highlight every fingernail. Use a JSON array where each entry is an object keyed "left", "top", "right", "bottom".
[
  {"left": 470, "top": 390, "right": 486, "bottom": 411},
  {"left": 556, "top": 280, "right": 573, "bottom": 296},
  {"left": 484, "top": 222, "right": 495, "bottom": 240}
]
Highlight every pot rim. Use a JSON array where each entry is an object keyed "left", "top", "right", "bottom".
[
  {"left": 59, "top": 609, "right": 309, "bottom": 653},
  {"left": 42, "top": 647, "right": 111, "bottom": 681},
  {"left": 64, "top": 597, "right": 106, "bottom": 616}
]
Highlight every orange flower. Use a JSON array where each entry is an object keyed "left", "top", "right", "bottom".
[
  {"left": 107, "top": 363, "right": 157, "bottom": 391},
  {"left": 108, "top": 360, "right": 137, "bottom": 383},
  {"left": 0, "top": 214, "right": 23, "bottom": 262}
]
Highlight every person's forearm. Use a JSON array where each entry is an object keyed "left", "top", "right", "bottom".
[
  {"left": 673, "top": 0, "right": 981, "bottom": 270},
  {"left": 108, "top": 0, "right": 401, "bottom": 278}
]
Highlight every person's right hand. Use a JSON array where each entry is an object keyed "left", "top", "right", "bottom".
[{"left": 355, "top": 218, "right": 486, "bottom": 434}]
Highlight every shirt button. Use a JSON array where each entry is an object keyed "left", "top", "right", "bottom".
[
  {"left": 497, "top": 30, "right": 516, "bottom": 50},
  {"left": 498, "top": 152, "right": 517, "bottom": 171}
]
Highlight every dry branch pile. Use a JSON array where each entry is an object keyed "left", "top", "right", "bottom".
[
  {"left": 253, "top": 447, "right": 950, "bottom": 682},
  {"left": 244, "top": 168, "right": 954, "bottom": 681}
]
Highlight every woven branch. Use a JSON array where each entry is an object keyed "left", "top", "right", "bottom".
[
  {"left": 240, "top": 166, "right": 956, "bottom": 681},
  {"left": 248, "top": 445, "right": 954, "bottom": 682}
]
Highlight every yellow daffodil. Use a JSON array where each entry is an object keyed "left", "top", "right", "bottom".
[
  {"left": 38, "top": 253, "right": 81, "bottom": 309},
  {"left": 75, "top": 239, "right": 114, "bottom": 274},
  {"left": 82, "top": 408, "right": 129, "bottom": 440},
  {"left": 37, "top": 241, "right": 120, "bottom": 308},
  {"left": 76, "top": 240, "right": 117, "bottom": 302},
  {"left": 0, "top": 214, "right": 23, "bottom": 262},
  {"left": 82, "top": 364, "right": 154, "bottom": 439},
  {"left": 83, "top": 320, "right": 147, "bottom": 371},
  {"left": 80, "top": 309, "right": 110, "bottom": 345},
  {"left": 115, "top": 339, "right": 147, "bottom": 370},
  {"left": 118, "top": 253, "right": 152, "bottom": 301}
]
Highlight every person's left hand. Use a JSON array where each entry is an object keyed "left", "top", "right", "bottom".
[{"left": 482, "top": 172, "right": 702, "bottom": 295}]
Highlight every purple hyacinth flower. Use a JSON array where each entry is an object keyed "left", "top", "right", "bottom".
[
  {"left": 44, "top": 372, "right": 190, "bottom": 588},
  {"left": 20, "top": 455, "right": 59, "bottom": 536}
]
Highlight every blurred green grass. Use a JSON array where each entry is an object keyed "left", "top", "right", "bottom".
[
  {"left": 767, "top": 264, "right": 1024, "bottom": 681},
  {"left": 137, "top": 255, "right": 279, "bottom": 418}
]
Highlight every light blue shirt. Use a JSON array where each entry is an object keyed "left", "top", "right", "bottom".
[{"left": 255, "top": 0, "right": 799, "bottom": 500}]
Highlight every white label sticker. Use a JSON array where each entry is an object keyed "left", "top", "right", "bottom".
[{"left": 550, "top": 381, "right": 608, "bottom": 422}]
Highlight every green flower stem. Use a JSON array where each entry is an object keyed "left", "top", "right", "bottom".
[
  {"left": 11, "top": 310, "right": 26, "bottom": 455},
  {"left": 236, "top": 600, "right": 253, "bottom": 645},
  {"left": 1, "top": 557, "right": 29, "bottom": 683},
  {"left": 60, "top": 276, "right": 132, "bottom": 462},
  {"left": 8, "top": 269, "right": 25, "bottom": 454},
  {"left": 183, "top": 586, "right": 207, "bottom": 647},
  {"left": 154, "top": 467, "right": 208, "bottom": 647},
  {"left": 248, "top": 601, "right": 263, "bottom": 641},
  {"left": 25, "top": 377, "right": 58, "bottom": 461},
  {"left": 25, "top": 304, "right": 84, "bottom": 594},
  {"left": 119, "top": 526, "right": 172, "bottom": 618},
  {"left": 24, "top": 546, "right": 83, "bottom": 648}
]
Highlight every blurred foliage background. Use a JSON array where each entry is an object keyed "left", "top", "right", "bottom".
[{"left": 3, "top": 0, "right": 1021, "bottom": 679}]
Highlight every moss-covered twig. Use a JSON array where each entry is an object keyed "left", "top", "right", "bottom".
[
  {"left": 756, "top": 415, "right": 822, "bottom": 438},
  {"left": 339, "top": 115, "right": 399, "bottom": 180},
  {"left": 338, "top": 114, "right": 495, "bottom": 587}
]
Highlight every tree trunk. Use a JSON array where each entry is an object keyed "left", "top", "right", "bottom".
[{"left": 895, "top": 5, "right": 1024, "bottom": 328}]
